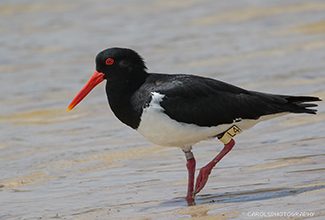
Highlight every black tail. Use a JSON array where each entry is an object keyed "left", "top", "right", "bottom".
[{"left": 281, "top": 95, "right": 321, "bottom": 114}]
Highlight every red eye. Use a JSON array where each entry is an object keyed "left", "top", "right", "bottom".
[{"left": 105, "top": 58, "right": 114, "bottom": 65}]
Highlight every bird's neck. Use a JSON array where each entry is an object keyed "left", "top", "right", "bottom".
[{"left": 105, "top": 71, "right": 148, "bottom": 129}]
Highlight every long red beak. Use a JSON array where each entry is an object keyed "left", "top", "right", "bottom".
[{"left": 67, "top": 70, "right": 105, "bottom": 111}]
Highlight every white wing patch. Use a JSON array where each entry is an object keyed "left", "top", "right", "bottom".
[{"left": 149, "top": 92, "right": 165, "bottom": 109}]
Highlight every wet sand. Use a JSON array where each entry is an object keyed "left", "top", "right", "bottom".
[{"left": 0, "top": 0, "right": 325, "bottom": 219}]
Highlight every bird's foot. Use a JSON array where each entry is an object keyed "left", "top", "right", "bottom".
[
  {"left": 193, "top": 163, "right": 213, "bottom": 196},
  {"left": 185, "top": 194, "right": 196, "bottom": 206},
  {"left": 193, "top": 139, "right": 236, "bottom": 196}
]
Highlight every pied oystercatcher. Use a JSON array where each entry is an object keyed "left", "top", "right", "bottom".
[{"left": 67, "top": 47, "right": 321, "bottom": 205}]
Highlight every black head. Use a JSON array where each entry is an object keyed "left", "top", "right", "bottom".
[
  {"left": 67, "top": 47, "right": 148, "bottom": 111},
  {"left": 95, "top": 47, "right": 147, "bottom": 81}
]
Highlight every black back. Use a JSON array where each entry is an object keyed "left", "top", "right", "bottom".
[{"left": 130, "top": 73, "right": 320, "bottom": 128}]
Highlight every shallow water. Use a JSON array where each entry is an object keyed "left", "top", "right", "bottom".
[{"left": 1, "top": 0, "right": 325, "bottom": 219}]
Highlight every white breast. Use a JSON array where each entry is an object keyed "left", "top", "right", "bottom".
[{"left": 136, "top": 92, "right": 283, "bottom": 151}]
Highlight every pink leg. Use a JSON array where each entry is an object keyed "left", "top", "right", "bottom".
[
  {"left": 193, "top": 139, "right": 235, "bottom": 196},
  {"left": 184, "top": 151, "right": 196, "bottom": 206}
]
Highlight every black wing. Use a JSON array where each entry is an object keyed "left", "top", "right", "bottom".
[{"left": 136, "top": 73, "right": 320, "bottom": 127}]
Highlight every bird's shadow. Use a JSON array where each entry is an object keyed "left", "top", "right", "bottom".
[
  {"left": 162, "top": 184, "right": 324, "bottom": 207},
  {"left": 195, "top": 184, "right": 325, "bottom": 205}
]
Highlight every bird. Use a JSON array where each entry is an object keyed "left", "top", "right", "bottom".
[{"left": 67, "top": 47, "right": 321, "bottom": 205}]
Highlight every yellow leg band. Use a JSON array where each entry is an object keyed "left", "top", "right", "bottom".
[{"left": 218, "top": 125, "right": 242, "bottom": 144}]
